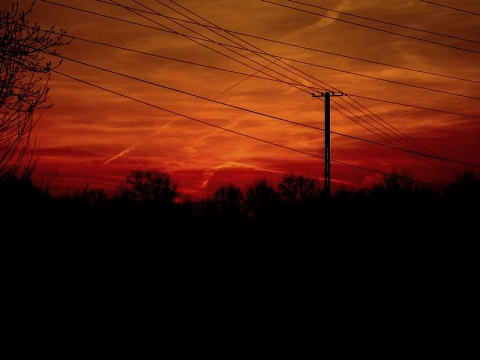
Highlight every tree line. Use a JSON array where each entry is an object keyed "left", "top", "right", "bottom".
[{"left": 1, "top": 168, "right": 478, "bottom": 235}]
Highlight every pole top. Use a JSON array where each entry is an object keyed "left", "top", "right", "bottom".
[{"left": 311, "top": 91, "right": 345, "bottom": 98}]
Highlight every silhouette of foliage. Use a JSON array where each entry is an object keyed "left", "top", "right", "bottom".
[
  {"left": 277, "top": 172, "right": 322, "bottom": 205},
  {"left": 2, "top": 165, "right": 479, "bottom": 239},
  {"left": 0, "top": 1, "right": 72, "bottom": 178},
  {"left": 445, "top": 170, "right": 480, "bottom": 201},
  {"left": 57, "top": 184, "right": 111, "bottom": 210},
  {"left": 115, "top": 169, "right": 178, "bottom": 205},
  {"left": 0, "top": 172, "right": 52, "bottom": 209},
  {"left": 212, "top": 182, "right": 245, "bottom": 221},
  {"left": 383, "top": 169, "right": 415, "bottom": 192},
  {"left": 244, "top": 178, "right": 280, "bottom": 222}
]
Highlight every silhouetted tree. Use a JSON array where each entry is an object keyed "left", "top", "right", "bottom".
[
  {"left": 368, "top": 169, "right": 417, "bottom": 201},
  {"left": 0, "top": 172, "right": 52, "bottom": 209},
  {"left": 57, "top": 184, "right": 111, "bottom": 210},
  {"left": 115, "top": 169, "right": 178, "bottom": 205},
  {"left": 330, "top": 185, "right": 361, "bottom": 212},
  {"left": 277, "top": 172, "right": 321, "bottom": 205},
  {"left": 383, "top": 169, "right": 415, "bottom": 193},
  {"left": 212, "top": 182, "right": 245, "bottom": 221},
  {"left": 444, "top": 170, "right": 480, "bottom": 204},
  {"left": 191, "top": 197, "right": 221, "bottom": 224},
  {"left": 0, "top": 1, "right": 72, "bottom": 178},
  {"left": 244, "top": 178, "right": 280, "bottom": 221},
  {"left": 275, "top": 172, "right": 322, "bottom": 223}
]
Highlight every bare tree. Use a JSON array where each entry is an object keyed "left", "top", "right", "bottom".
[
  {"left": 277, "top": 172, "right": 321, "bottom": 205},
  {"left": 245, "top": 178, "right": 279, "bottom": 220},
  {"left": 0, "top": 1, "right": 72, "bottom": 179},
  {"left": 116, "top": 169, "right": 178, "bottom": 205},
  {"left": 445, "top": 169, "right": 480, "bottom": 202},
  {"left": 212, "top": 182, "right": 245, "bottom": 219},
  {"left": 383, "top": 169, "right": 415, "bottom": 193}
]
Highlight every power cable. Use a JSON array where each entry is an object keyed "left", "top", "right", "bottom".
[
  {"left": 94, "top": 0, "right": 480, "bottom": 84},
  {"left": 39, "top": 27, "right": 480, "bottom": 120},
  {"left": 290, "top": 0, "right": 480, "bottom": 44},
  {"left": 110, "top": 0, "right": 466, "bottom": 176},
  {"left": 47, "top": 52, "right": 480, "bottom": 171},
  {"left": 51, "top": 68, "right": 460, "bottom": 189},
  {"left": 38, "top": 0, "right": 480, "bottom": 183},
  {"left": 261, "top": 0, "right": 480, "bottom": 54},
  {"left": 348, "top": 94, "right": 479, "bottom": 119},
  {"left": 40, "top": 2, "right": 480, "bottom": 98},
  {"left": 117, "top": 0, "right": 318, "bottom": 94},
  {"left": 125, "top": 0, "right": 479, "bottom": 177},
  {"left": 420, "top": 0, "right": 480, "bottom": 16}
]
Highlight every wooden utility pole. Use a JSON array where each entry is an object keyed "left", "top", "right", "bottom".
[{"left": 311, "top": 91, "right": 344, "bottom": 196}]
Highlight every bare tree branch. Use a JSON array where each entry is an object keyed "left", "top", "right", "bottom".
[{"left": 1, "top": 0, "right": 72, "bottom": 179}]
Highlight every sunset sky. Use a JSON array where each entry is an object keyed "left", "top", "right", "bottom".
[{"left": 20, "top": 0, "right": 480, "bottom": 198}]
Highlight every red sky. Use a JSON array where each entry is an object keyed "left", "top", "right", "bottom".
[{"left": 21, "top": 0, "right": 480, "bottom": 199}]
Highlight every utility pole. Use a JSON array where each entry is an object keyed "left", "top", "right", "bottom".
[{"left": 311, "top": 91, "right": 344, "bottom": 197}]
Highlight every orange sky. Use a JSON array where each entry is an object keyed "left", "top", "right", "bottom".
[{"left": 21, "top": 0, "right": 480, "bottom": 199}]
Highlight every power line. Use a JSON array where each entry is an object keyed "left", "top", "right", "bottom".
[
  {"left": 70, "top": 1, "right": 438, "bottom": 180},
  {"left": 47, "top": 52, "right": 320, "bottom": 130},
  {"left": 50, "top": 69, "right": 462, "bottom": 189},
  {"left": 42, "top": 2, "right": 480, "bottom": 88},
  {"left": 35, "top": 5, "right": 480, "bottom": 151},
  {"left": 40, "top": 3, "right": 480, "bottom": 100},
  {"left": 420, "top": 0, "right": 480, "bottom": 16},
  {"left": 48, "top": 53, "right": 480, "bottom": 171},
  {"left": 48, "top": 1, "right": 480, "bottom": 178},
  {"left": 38, "top": 1, "right": 480, "bottom": 184},
  {"left": 50, "top": 69, "right": 321, "bottom": 158},
  {"left": 111, "top": 0, "right": 319, "bottom": 95},
  {"left": 329, "top": 98, "right": 465, "bottom": 177},
  {"left": 163, "top": 0, "right": 334, "bottom": 93},
  {"left": 226, "top": 32, "right": 480, "bottom": 84},
  {"left": 290, "top": 0, "right": 480, "bottom": 44},
  {"left": 348, "top": 94, "right": 480, "bottom": 119},
  {"left": 39, "top": 29, "right": 306, "bottom": 87},
  {"left": 268, "top": 52, "right": 480, "bottom": 101},
  {"left": 36, "top": 25, "right": 476, "bottom": 179},
  {"left": 41, "top": 26, "right": 480, "bottom": 120},
  {"left": 261, "top": 0, "right": 480, "bottom": 54},
  {"left": 98, "top": 1, "right": 480, "bottom": 84},
  {"left": 58, "top": 2, "right": 478, "bottom": 158}
]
